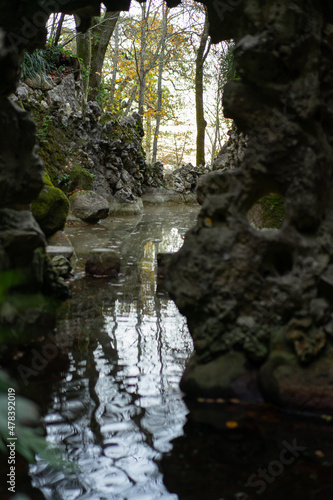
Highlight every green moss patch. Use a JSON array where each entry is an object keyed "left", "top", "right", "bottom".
[
  {"left": 57, "top": 164, "right": 94, "bottom": 193},
  {"left": 31, "top": 173, "right": 69, "bottom": 237},
  {"left": 259, "top": 193, "right": 285, "bottom": 229}
]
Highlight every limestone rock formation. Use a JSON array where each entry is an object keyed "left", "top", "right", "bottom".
[
  {"left": 164, "top": 163, "right": 210, "bottom": 194},
  {"left": 2, "top": 0, "right": 333, "bottom": 413},
  {"left": 212, "top": 124, "right": 248, "bottom": 171},
  {"left": 14, "top": 79, "right": 150, "bottom": 208},
  {"left": 0, "top": 28, "right": 70, "bottom": 340},
  {"left": 166, "top": 0, "right": 333, "bottom": 412}
]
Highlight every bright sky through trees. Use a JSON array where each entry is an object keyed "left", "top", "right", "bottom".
[{"left": 46, "top": 1, "right": 232, "bottom": 167}]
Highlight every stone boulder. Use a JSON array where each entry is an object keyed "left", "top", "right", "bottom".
[
  {"left": 31, "top": 174, "right": 69, "bottom": 237},
  {"left": 48, "top": 230, "right": 73, "bottom": 249},
  {"left": 85, "top": 249, "right": 120, "bottom": 277},
  {"left": 141, "top": 187, "right": 182, "bottom": 204},
  {"left": 69, "top": 190, "right": 109, "bottom": 222},
  {"left": 260, "top": 350, "right": 333, "bottom": 412},
  {"left": 0, "top": 208, "right": 46, "bottom": 272},
  {"left": 109, "top": 196, "right": 144, "bottom": 215}
]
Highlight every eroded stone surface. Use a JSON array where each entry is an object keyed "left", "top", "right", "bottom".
[{"left": 166, "top": 0, "right": 333, "bottom": 411}]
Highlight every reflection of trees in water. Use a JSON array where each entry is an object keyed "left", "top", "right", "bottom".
[
  {"left": 159, "top": 227, "right": 185, "bottom": 253},
  {"left": 31, "top": 206, "right": 197, "bottom": 497}
]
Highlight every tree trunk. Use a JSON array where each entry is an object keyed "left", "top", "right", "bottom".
[
  {"left": 138, "top": 1, "right": 149, "bottom": 117},
  {"left": 145, "top": 113, "right": 152, "bottom": 164},
  {"left": 75, "top": 15, "right": 92, "bottom": 103},
  {"left": 88, "top": 10, "right": 120, "bottom": 101},
  {"left": 152, "top": 4, "right": 168, "bottom": 165},
  {"left": 210, "top": 63, "right": 223, "bottom": 164},
  {"left": 123, "top": 85, "right": 138, "bottom": 117},
  {"left": 108, "top": 20, "right": 119, "bottom": 109},
  {"left": 53, "top": 13, "right": 65, "bottom": 46},
  {"left": 195, "top": 12, "right": 210, "bottom": 166}
]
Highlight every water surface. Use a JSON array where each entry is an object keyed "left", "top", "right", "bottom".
[
  {"left": 28, "top": 204, "right": 333, "bottom": 500},
  {"left": 30, "top": 204, "right": 199, "bottom": 500}
]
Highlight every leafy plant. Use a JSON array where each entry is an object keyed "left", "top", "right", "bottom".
[
  {"left": 221, "top": 41, "right": 240, "bottom": 83},
  {"left": 57, "top": 169, "right": 71, "bottom": 188},
  {"left": 22, "top": 45, "right": 74, "bottom": 83},
  {"left": 37, "top": 115, "right": 52, "bottom": 144},
  {"left": 77, "top": 57, "right": 91, "bottom": 82},
  {"left": 22, "top": 49, "right": 55, "bottom": 83}
]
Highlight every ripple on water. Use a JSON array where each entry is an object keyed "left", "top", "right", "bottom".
[{"left": 30, "top": 205, "right": 198, "bottom": 499}]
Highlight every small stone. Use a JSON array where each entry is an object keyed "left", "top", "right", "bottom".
[{"left": 236, "top": 315, "right": 256, "bottom": 330}]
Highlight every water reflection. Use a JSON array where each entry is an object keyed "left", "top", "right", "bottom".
[{"left": 30, "top": 205, "right": 198, "bottom": 499}]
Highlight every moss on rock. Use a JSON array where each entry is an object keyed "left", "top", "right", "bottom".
[
  {"left": 31, "top": 173, "right": 69, "bottom": 237},
  {"left": 37, "top": 122, "right": 71, "bottom": 184},
  {"left": 58, "top": 164, "right": 94, "bottom": 193},
  {"left": 259, "top": 194, "right": 285, "bottom": 229}
]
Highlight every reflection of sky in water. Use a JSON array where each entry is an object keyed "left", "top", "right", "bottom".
[
  {"left": 159, "top": 227, "right": 184, "bottom": 253},
  {"left": 30, "top": 205, "right": 199, "bottom": 500}
]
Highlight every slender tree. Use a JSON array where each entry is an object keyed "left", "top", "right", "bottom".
[
  {"left": 108, "top": 20, "right": 119, "bottom": 106},
  {"left": 53, "top": 13, "right": 65, "bottom": 46},
  {"left": 75, "top": 15, "right": 91, "bottom": 101},
  {"left": 152, "top": 3, "right": 168, "bottom": 165},
  {"left": 89, "top": 10, "right": 120, "bottom": 101},
  {"left": 137, "top": 1, "right": 150, "bottom": 116},
  {"left": 195, "top": 10, "right": 210, "bottom": 166},
  {"left": 75, "top": 8, "right": 119, "bottom": 102}
]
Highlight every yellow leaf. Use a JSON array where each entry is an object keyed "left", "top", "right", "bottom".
[{"left": 226, "top": 421, "right": 238, "bottom": 429}]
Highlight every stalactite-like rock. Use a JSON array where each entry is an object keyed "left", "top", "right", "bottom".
[{"left": 166, "top": 0, "right": 333, "bottom": 411}]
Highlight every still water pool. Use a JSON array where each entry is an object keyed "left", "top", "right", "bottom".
[
  {"left": 30, "top": 204, "right": 199, "bottom": 500},
  {"left": 28, "top": 204, "right": 333, "bottom": 500}
]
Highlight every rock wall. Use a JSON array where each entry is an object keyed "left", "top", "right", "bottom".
[
  {"left": 0, "top": 36, "right": 69, "bottom": 343},
  {"left": 212, "top": 123, "right": 248, "bottom": 171},
  {"left": 13, "top": 73, "right": 150, "bottom": 210},
  {"left": 166, "top": 0, "right": 333, "bottom": 411}
]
